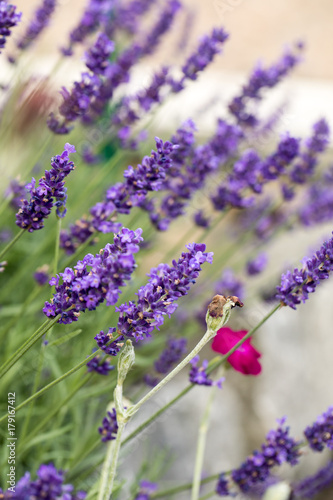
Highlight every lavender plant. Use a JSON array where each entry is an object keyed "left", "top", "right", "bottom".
[{"left": 1, "top": 1, "right": 333, "bottom": 499}]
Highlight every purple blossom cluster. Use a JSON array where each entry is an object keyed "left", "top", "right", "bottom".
[
  {"left": 189, "top": 355, "right": 224, "bottom": 387},
  {"left": 145, "top": 337, "right": 187, "bottom": 387},
  {"left": 86, "top": 352, "right": 114, "bottom": 375},
  {"left": 276, "top": 232, "right": 333, "bottom": 309},
  {"left": 292, "top": 461, "right": 333, "bottom": 499},
  {"left": 96, "top": 243, "right": 213, "bottom": 350},
  {"left": 228, "top": 42, "right": 303, "bottom": 127},
  {"left": 246, "top": 253, "right": 268, "bottom": 276},
  {"left": 60, "top": 137, "right": 176, "bottom": 254},
  {"left": 5, "top": 178, "right": 26, "bottom": 210},
  {"left": 34, "top": 265, "right": 50, "bottom": 286},
  {"left": 231, "top": 417, "right": 301, "bottom": 492},
  {"left": 0, "top": 463, "right": 86, "bottom": 499},
  {"left": 99, "top": 408, "right": 118, "bottom": 442},
  {"left": 43, "top": 227, "right": 143, "bottom": 324},
  {"left": 288, "top": 119, "right": 330, "bottom": 184},
  {"left": 144, "top": 119, "right": 243, "bottom": 231},
  {"left": 16, "top": 0, "right": 57, "bottom": 51},
  {"left": 134, "top": 480, "right": 158, "bottom": 500},
  {"left": 110, "top": 0, "right": 155, "bottom": 38},
  {"left": 211, "top": 133, "right": 300, "bottom": 212},
  {"left": 304, "top": 406, "right": 333, "bottom": 452},
  {"left": 51, "top": 1, "right": 181, "bottom": 133},
  {"left": 0, "top": 1, "right": 21, "bottom": 51},
  {"left": 15, "top": 144, "right": 76, "bottom": 232},
  {"left": 299, "top": 164, "right": 333, "bottom": 227}
]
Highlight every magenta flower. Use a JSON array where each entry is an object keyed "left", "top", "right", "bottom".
[{"left": 211, "top": 327, "right": 262, "bottom": 375}]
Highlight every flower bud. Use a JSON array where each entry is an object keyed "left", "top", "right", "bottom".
[
  {"left": 117, "top": 339, "right": 135, "bottom": 385},
  {"left": 206, "top": 295, "right": 244, "bottom": 333}
]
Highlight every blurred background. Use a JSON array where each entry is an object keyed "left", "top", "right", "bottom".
[{"left": 3, "top": 1, "right": 333, "bottom": 498}]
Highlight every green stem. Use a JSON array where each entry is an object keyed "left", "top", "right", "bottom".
[
  {"left": 97, "top": 419, "right": 126, "bottom": 500},
  {"left": 54, "top": 217, "right": 62, "bottom": 276},
  {"left": 127, "top": 326, "right": 218, "bottom": 419},
  {"left": 0, "top": 316, "right": 58, "bottom": 380},
  {"left": 191, "top": 384, "right": 218, "bottom": 500},
  {"left": 18, "top": 374, "right": 92, "bottom": 453},
  {"left": 198, "top": 491, "right": 215, "bottom": 500},
  {"left": 0, "top": 228, "right": 25, "bottom": 261},
  {"left": 151, "top": 474, "right": 220, "bottom": 499},
  {"left": 0, "top": 349, "right": 102, "bottom": 424},
  {"left": 123, "top": 303, "right": 280, "bottom": 446}
]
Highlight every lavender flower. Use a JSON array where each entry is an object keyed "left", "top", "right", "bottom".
[
  {"left": 0, "top": 1, "right": 21, "bottom": 51},
  {"left": 292, "top": 461, "right": 333, "bottom": 499},
  {"left": 194, "top": 210, "right": 210, "bottom": 228},
  {"left": 146, "top": 118, "right": 243, "bottom": 231},
  {"left": 154, "top": 337, "right": 187, "bottom": 374},
  {"left": 180, "top": 27, "right": 228, "bottom": 82},
  {"left": 289, "top": 119, "right": 330, "bottom": 184},
  {"left": 86, "top": 352, "right": 114, "bottom": 375},
  {"left": 231, "top": 417, "right": 301, "bottom": 492},
  {"left": 215, "top": 269, "right": 245, "bottom": 299},
  {"left": 60, "top": 137, "right": 176, "bottom": 254},
  {"left": 84, "top": 32, "right": 114, "bottom": 75},
  {"left": 212, "top": 134, "right": 300, "bottom": 212},
  {"left": 228, "top": 42, "right": 303, "bottom": 127},
  {"left": 43, "top": 227, "right": 143, "bottom": 324},
  {"left": 109, "top": 0, "right": 155, "bottom": 37},
  {"left": 276, "top": 233, "right": 333, "bottom": 309},
  {"left": 15, "top": 144, "right": 76, "bottom": 232},
  {"left": 95, "top": 244, "right": 213, "bottom": 349},
  {"left": 299, "top": 182, "right": 333, "bottom": 227},
  {"left": 34, "top": 265, "right": 50, "bottom": 286},
  {"left": 99, "top": 408, "right": 118, "bottom": 442},
  {"left": 0, "top": 463, "right": 86, "bottom": 499},
  {"left": 134, "top": 480, "right": 158, "bottom": 500},
  {"left": 304, "top": 407, "right": 333, "bottom": 452},
  {"left": 16, "top": 0, "right": 57, "bottom": 51},
  {"left": 246, "top": 253, "right": 268, "bottom": 276},
  {"left": 5, "top": 178, "right": 26, "bottom": 210},
  {"left": 189, "top": 355, "right": 224, "bottom": 387},
  {"left": 216, "top": 474, "right": 232, "bottom": 497}
]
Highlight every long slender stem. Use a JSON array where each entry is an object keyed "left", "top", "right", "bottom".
[
  {"left": 54, "top": 217, "right": 62, "bottom": 276},
  {"left": 191, "top": 384, "right": 218, "bottom": 500},
  {"left": 127, "top": 326, "right": 217, "bottom": 418},
  {"left": 0, "top": 228, "right": 25, "bottom": 261},
  {"left": 98, "top": 419, "right": 126, "bottom": 500},
  {"left": 123, "top": 303, "right": 280, "bottom": 446},
  {"left": 0, "top": 317, "right": 58, "bottom": 379},
  {"left": 0, "top": 349, "right": 101, "bottom": 424}
]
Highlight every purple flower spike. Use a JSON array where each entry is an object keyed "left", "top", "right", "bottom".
[
  {"left": 246, "top": 253, "right": 268, "bottom": 276},
  {"left": 134, "top": 480, "right": 158, "bottom": 500},
  {"left": 85, "top": 32, "right": 114, "bottom": 75},
  {"left": 15, "top": 144, "right": 76, "bottom": 232},
  {"left": 0, "top": 1, "right": 21, "bottom": 51},
  {"left": 304, "top": 407, "right": 333, "bottom": 452},
  {"left": 86, "top": 352, "right": 114, "bottom": 375},
  {"left": 43, "top": 227, "right": 143, "bottom": 324},
  {"left": 0, "top": 463, "right": 86, "bottom": 499},
  {"left": 112, "top": 243, "right": 213, "bottom": 342},
  {"left": 215, "top": 269, "right": 245, "bottom": 299},
  {"left": 292, "top": 461, "right": 333, "bottom": 499},
  {"left": 99, "top": 408, "right": 118, "bottom": 442},
  {"left": 189, "top": 355, "right": 224, "bottom": 388},
  {"left": 276, "top": 232, "right": 333, "bottom": 309},
  {"left": 216, "top": 473, "right": 232, "bottom": 497},
  {"left": 229, "top": 42, "right": 303, "bottom": 127},
  {"left": 16, "top": 0, "right": 56, "bottom": 51},
  {"left": 231, "top": 417, "right": 301, "bottom": 492},
  {"left": 154, "top": 337, "right": 187, "bottom": 374},
  {"left": 60, "top": 137, "right": 177, "bottom": 254}
]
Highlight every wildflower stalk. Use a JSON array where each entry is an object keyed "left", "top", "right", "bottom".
[
  {"left": 0, "top": 228, "right": 25, "bottom": 260},
  {"left": 123, "top": 303, "right": 280, "bottom": 447},
  {"left": 0, "top": 335, "right": 122, "bottom": 424},
  {"left": 191, "top": 380, "right": 219, "bottom": 500},
  {"left": 0, "top": 316, "right": 59, "bottom": 379},
  {"left": 54, "top": 217, "right": 62, "bottom": 275}
]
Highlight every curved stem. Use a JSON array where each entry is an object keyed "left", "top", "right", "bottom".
[
  {"left": 98, "top": 419, "right": 126, "bottom": 500},
  {"left": 0, "top": 228, "right": 25, "bottom": 261},
  {"left": 54, "top": 217, "right": 62, "bottom": 276}
]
